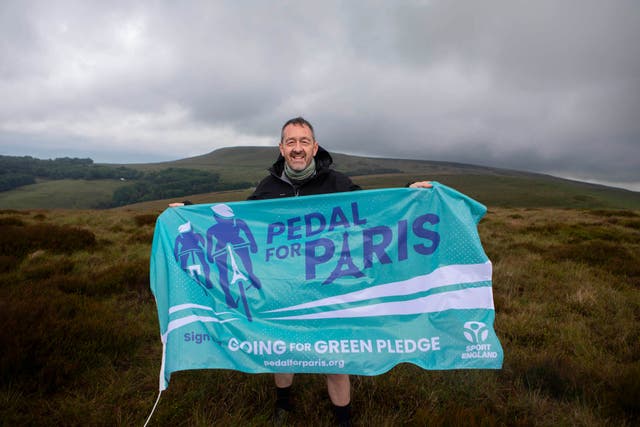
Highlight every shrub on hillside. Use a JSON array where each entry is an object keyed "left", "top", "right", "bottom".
[
  {"left": 21, "top": 258, "right": 75, "bottom": 281},
  {"left": 128, "top": 230, "right": 155, "bottom": 244},
  {"left": 0, "top": 255, "right": 17, "bottom": 273},
  {"left": 54, "top": 259, "right": 151, "bottom": 299},
  {"left": 0, "top": 217, "right": 25, "bottom": 226},
  {"left": 0, "top": 285, "right": 142, "bottom": 393},
  {"left": 548, "top": 240, "right": 640, "bottom": 286},
  {"left": 0, "top": 222, "right": 97, "bottom": 264},
  {"left": 587, "top": 209, "right": 639, "bottom": 218},
  {"left": 134, "top": 214, "right": 158, "bottom": 226},
  {"left": 621, "top": 219, "right": 640, "bottom": 230}
]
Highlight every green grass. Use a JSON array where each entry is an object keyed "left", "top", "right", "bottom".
[
  {"left": 0, "top": 179, "right": 128, "bottom": 209},
  {"left": 356, "top": 174, "right": 640, "bottom": 209},
  {"left": 0, "top": 204, "right": 638, "bottom": 426}
]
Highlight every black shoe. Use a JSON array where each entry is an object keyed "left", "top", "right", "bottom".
[
  {"left": 272, "top": 406, "right": 290, "bottom": 426},
  {"left": 333, "top": 403, "right": 352, "bottom": 427}
]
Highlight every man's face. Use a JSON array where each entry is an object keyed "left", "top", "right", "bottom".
[{"left": 279, "top": 123, "right": 319, "bottom": 171}]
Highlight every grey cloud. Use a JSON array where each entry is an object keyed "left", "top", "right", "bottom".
[{"left": 0, "top": 1, "right": 638, "bottom": 189}]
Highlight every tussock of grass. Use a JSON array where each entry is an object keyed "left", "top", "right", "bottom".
[
  {"left": 0, "top": 209, "right": 30, "bottom": 215},
  {"left": 0, "top": 255, "right": 17, "bottom": 273},
  {"left": 525, "top": 222, "right": 638, "bottom": 244},
  {"left": 0, "top": 221, "right": 96, "bottom": 262},
  {"left": 21, "top": 256, "right": 75, "bottom": 280},
  {"left": 0, "top": 207, "right": 638, "bottom": 425},
  {"left": 587, "top": 209, "right": 639, "bottom": 218},
  {"left": 621, "top": 219, "right": 640, "bottom": 230},
  {"left": 547, "top": 240, "right": 640, "bottom": 286},
  {"left": 127, "top": 230, "right": 155, "bottom": 244},
  {"left": 0, "top": 216, "right": 26, "bottom": 226},
  {"left": 133, "top": 213, "right": 158, "bottom": 227},
  {"left": 0, "top": 285, "right": 143, "bottom": 395},
  {"left": 92, "top": 260, "right": 151, "bottom": 298}
]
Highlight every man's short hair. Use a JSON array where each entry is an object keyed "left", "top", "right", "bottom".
[{"left": 280, "top": 117, "right": 315, "bottom": 142}]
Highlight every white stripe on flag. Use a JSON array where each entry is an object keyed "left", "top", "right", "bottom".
[
  {"left": 263, "top": 261, "right": 492, "bottom": 314},
  {"left": 168, "top": 303, "right": 232, "bottom": 315},
  {"left": 266, "top": 286, "right": 495, "bottom": 320},
  {"left": 169, "top": 303, "right": 214, "bottom": 314}
]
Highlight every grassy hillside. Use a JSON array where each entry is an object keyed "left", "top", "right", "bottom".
[
  {"left": 69, "top": 147, "right": 640, "bottom": 210},
  {"left": 2, "top": 147, "right": 639, "bottom": 210},
  {"left": 0, "top": 179, "right": 128, "bottom": 209},
  {"left": 120, "top": 173, "right": 640, "bottom": 212},
  {"left": 125, "top": 146, "right": 279, "bottom": 183},
  {"left": 1, "top": 206, "right": 638, "bottom": 426},
  {"left": 355, "top": 174, "right": 640, "bottom": 210}
]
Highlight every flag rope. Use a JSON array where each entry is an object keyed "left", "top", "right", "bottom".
[{"left": 143, "top": 390, "right": 162, "bottom": 427}]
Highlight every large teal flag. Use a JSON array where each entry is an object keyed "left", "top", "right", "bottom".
[{"left": 150, "top": 183, "right": 503, "bottom": 391}]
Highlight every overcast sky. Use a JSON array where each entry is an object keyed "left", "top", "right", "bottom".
[{"left": 1, "top": 1, "right": 639, "bottom": 190}]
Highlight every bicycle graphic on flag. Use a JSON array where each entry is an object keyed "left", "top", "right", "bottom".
[
  {"left": 173, "top": 203, "right": 262, "bottom": 321},
  {"left": 209, "top": 242, "right": 259, "bottom": 321}
]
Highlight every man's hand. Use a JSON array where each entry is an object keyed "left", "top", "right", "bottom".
[
  {"left": 409, "top": 181, "right": 432, "bottom": 188},
  {"left": 169, "top": 202, "right": 185, "bottom": 207}
]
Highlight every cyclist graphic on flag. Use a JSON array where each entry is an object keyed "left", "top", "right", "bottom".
[
  {"left": 173, "top": 221, "right": 214, "bottom": 290},
  {"left": 206, "top": 204, "right": 262, "bottom": 312}
]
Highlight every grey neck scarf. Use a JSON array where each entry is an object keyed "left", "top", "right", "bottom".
[{"left": 284, "top": 158, "right": 316, "bottom": 183}]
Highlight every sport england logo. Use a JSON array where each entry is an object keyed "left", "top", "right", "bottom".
[
  {"left": 461, "top": 321, "right": 498, "bottom": 360},
  {"left": 173, "top": 204, "right": 262, "bottom": 321},
  {"left": 463, "top": 321, "right": 489, "bottom": 343}
]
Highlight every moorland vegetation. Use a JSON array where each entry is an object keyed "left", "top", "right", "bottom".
[
  {"left": 0, "top": 200, "right": 638, "bottom": 425},
  {"left": 1, "top": 149, "right": 638, "bottom": 425}
]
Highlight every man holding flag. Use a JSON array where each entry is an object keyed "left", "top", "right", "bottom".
[
  {"left": 248, "top": 116, "right": 432, "bottom": 426},
  {"left": 158, "top": 117, "right": 502, "bottom": 426}
]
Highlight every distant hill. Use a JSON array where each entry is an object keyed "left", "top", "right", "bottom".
[
  {"left": 118, "top": 146, "right": 640, "bottom": 210},
  {"left": 125, "top": 146, "right": 536, "bottom": 184},
  {"left": 1, "top": 147, "right": 639, "bottom": 210}
]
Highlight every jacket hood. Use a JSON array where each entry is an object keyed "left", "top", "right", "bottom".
[{"left": 269, "top": 145, "right": 333, "bottom": 176}]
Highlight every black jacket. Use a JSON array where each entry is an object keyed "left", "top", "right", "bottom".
[{"left": 248, "top": 146, "right": 361, "bottom": 200}]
